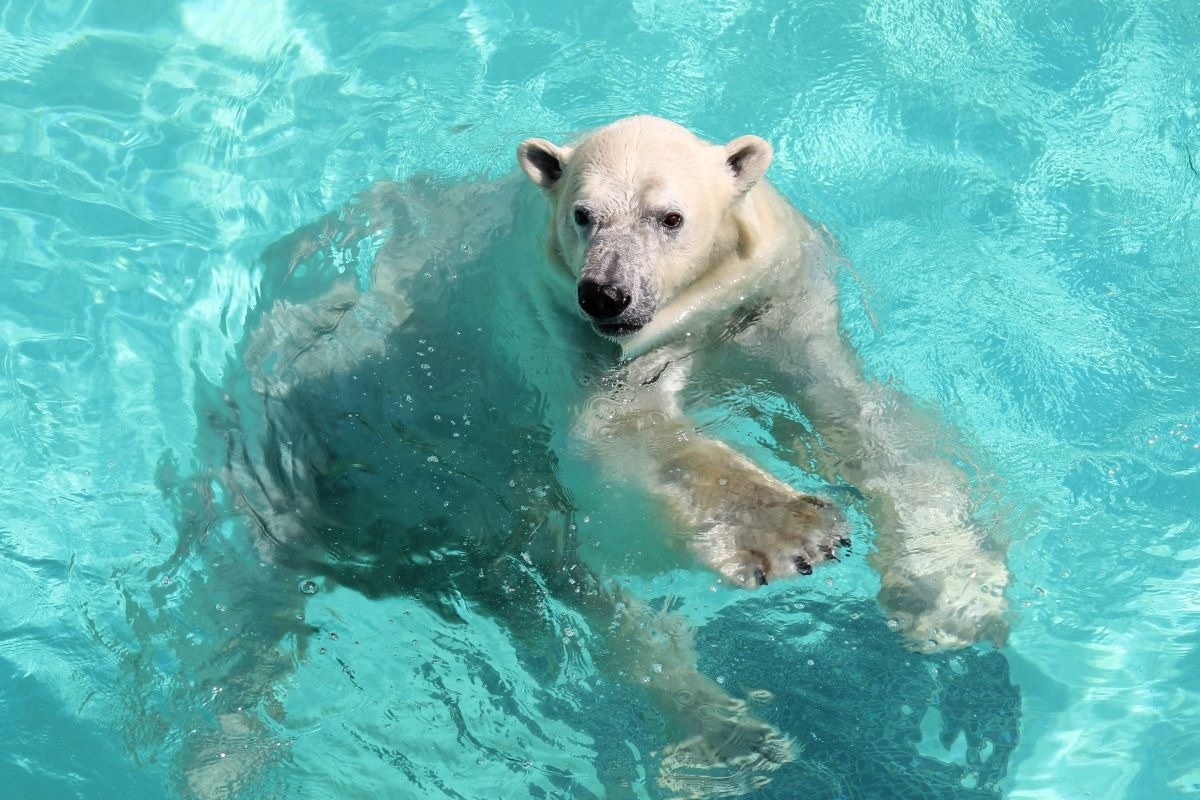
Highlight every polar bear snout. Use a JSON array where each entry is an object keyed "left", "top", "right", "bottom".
[
  {"left": 576, "top": 231, "right": 656, "bottom": 337},
  {"left": 577, "top": 275, "right": 654, "bottom": 338},
  {"left": 577, "top": 278, "right": 631, "bottom": 320}
]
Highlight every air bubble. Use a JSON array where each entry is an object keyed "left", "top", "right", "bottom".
[{"left": 299, "top": 580, "right": 319, "bottom": 595}]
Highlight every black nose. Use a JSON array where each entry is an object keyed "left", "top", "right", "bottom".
[{"left": 577, "top": 279, "right": 631, "bottom": 320}]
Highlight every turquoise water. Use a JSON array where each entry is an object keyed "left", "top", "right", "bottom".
[{"left": 2, "top": 0, "right": 1198, "bottom": 798}]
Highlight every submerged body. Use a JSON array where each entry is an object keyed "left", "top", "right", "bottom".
[{"left": 208, "top": 175, "right": 791, "bottom": 795}]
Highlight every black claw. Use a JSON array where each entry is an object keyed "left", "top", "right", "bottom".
[
  {"left": 819, "top": 545, "right": 840, "bottom": 562},
  {"left": 793, "top": 556, "right": 813, "bottom": 575},
  {"left": 753, "top": 566, "right": 769, "bottom": 586},
  {"left": 837, "top": 536, "right": 852, "bottom": 548}
]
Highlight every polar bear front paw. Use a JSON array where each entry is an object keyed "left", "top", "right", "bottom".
[{"left": 698, "top": 487, "right": 850, "bottom": 588}]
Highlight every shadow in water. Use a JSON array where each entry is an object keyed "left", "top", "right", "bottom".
[{"left": 694, "top": 594, "right": 1020, "bottom": 799}]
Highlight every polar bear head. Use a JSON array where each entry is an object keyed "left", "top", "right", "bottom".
[{"left": 517, "top": 116, "right": 773, "bottom": 341}]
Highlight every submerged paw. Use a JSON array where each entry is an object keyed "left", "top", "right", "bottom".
[
  {"left": 658, "top": 709, "right": 793, "bottom": 798},
  {"left": 879, "top": 554, "right": 1010, "bottom": 650}
]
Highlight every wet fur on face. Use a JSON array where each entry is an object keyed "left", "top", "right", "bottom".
[{"left": 518, "top": 116, "right": 773, "bottom": 341}]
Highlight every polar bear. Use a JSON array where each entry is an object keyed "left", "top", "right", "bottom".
[
  {"left": 185, "top": 115, "right": 1009, "bottom": 799},
  {"left": 516, "top": 115, "right": 1009, "bottom": 650}
]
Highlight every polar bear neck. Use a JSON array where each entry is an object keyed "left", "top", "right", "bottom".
[{"left": 619, "top": 181, "right": 800, "bottom": 361}]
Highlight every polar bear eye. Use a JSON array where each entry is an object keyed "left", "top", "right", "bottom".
[
  {"left": 573, "top": 207, "right": 592, "bottom": 227},
  {"left": 661, "top": 212, "right": 684, "bottom": 230}
]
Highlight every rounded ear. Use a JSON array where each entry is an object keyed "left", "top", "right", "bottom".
[
  {"left": 723, "top": 135, "right": 773, "bottom": 195},
  {"left": 517, "top": 138, "right": 571, "bottom": 189}
]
